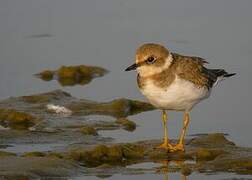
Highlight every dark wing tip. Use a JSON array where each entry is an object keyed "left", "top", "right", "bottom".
[
  {"left": 224, "top": 73, "right": 236, "bottom": 77},
  {"left": 196, "top": 57, "right": 209, "bottom": 64},
  {"left": 202, "top": 60, "right": 209, "bottom": 64}
]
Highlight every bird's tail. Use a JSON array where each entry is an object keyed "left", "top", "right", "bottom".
[{"left": 210, "top": 69, "right": 236, "bottom": 86}]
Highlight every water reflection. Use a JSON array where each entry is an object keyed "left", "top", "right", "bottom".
[
  {"left": 164, "top": 174, "right": 187, "bottom": 180},
  {"left": 156, "top": 160, "right": 189, "bottom": 180}
]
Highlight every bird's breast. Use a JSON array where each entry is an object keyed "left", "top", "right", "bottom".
[{"left": 139, "top": 75, "right": 210, "bottom": 111}]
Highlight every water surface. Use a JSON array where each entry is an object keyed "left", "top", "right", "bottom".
[{"left": 0, "top": 0, "right": 251, "bottom": 179}]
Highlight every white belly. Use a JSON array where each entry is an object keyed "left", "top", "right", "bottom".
[{"left": 140, "top": 75, "right": 210, "bottom": 111}]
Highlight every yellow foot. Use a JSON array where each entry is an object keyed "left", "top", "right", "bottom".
[
  {"left": 172, "top": 143, "right": 185, "bottom": 152},
  {"left": 156, "top": 143, "right": 185, "bottom": 153},
  {"left": 156, "top": 143, "right": 174, "bottom": 152}
]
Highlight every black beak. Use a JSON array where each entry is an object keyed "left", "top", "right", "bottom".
[{"left": 125, "top": 63, "right": 138, "bottom": 71}]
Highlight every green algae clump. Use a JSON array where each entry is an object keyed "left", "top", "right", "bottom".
[
  {"left": 198, "top": 158, "right": 252, "bottom": 175},
  {"left": 106, "top": 98, "right": 155, "bottom": 118},
  {"left": 90, "top": 145, "right": 110, "bottom": 162},
  {"left": 67, "top": 149, "right": 87, "bottom": 162},
  {"left": 46, "top": 152, "right": 64, "bottom": 159},
  {"left": 74, "top": 145, "right": 112, "bottom": 167},
  {"left": 227, "top": 159, "right": 252, "bottom": 174},
  {"left": 21, "top": 89, "right": 71, "bottom": 104},
  {"left": 67, "top": 144, "right": 145, "bottom": 167},
  {"left": 22, "top": 94, "right": 50, "bottom": 104},
  {"left": 58, "top": 66, "right": 80, "bottom": 79},
  {"left": 181, "top": 166, "right": 192, "bottom": 176},
  {"left": 116, "top": 118, "right": 136, "bottom": 131},
  {"left": 97, "top": 163, "right": 113, "bottom": 169},
  {"left": 0, "top": 156, "right": 83, "bottom": 178},
  {"left": 57, "top": 65, "right": 108, "bottom": 80},
  {"left": 106, "top": 145, "right": 123, "bottom": 162},
  {"left": 0, "top": 151, "right": 16, "bottom": 157},
  {"left": 68, "top": 98, "right": 155, "bottom": 118},
  {"left": 78, "top": 65, "right": 108, "bottom": 77},
  {"left": 190, "top": 133, "right": 235, "bottom": 147},
  {"left": 0, "top": 109, "right": 40, "bottom": 130},
  {"left": 0, "top": 174, "right": 30, "bottom": 180},
  {"left": 121, "top": 144, "right": 145, "bottom": 159},
  {"left": 35, "top": 70, "right": 54, "bottom": 81},
  {"left": 36, "top": 65, "right": 108, "bottom": 86},
  {"left": 22, "top": 151, "right": 46, "bottom": 157},
  {"left": 128, "top": 99, "right": 156, "bottom": 116},
  {"left": 80, "top": 126, "right": 98, "bottom": 136},
  {"left": 192, "top": 148, "right": 225, "bottom": 161},
  {"left": 68, "top": 98, "right": 154, "bottom": 118}
]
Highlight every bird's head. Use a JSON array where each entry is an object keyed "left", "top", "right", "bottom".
[{"left": 125, "top": 43, "right": 172, "bottom": 77}]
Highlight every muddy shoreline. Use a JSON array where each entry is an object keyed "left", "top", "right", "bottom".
[{"left": 0, "top": 90, "right": 252, "bottom": 179}]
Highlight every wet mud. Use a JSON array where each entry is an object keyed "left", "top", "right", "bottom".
[{"left": 0, "top": 90, "right": 251, "bottom": 179}]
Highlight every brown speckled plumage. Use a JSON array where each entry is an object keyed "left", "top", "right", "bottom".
[
  {"left": 138, "top": 52, "right": 215, "bottom": 89},
  {"left": 133, "top": 43, "right": 235, "bottom": 91},
  {"left": 171, "top": 53, "right": 211, "bottom": 88}
]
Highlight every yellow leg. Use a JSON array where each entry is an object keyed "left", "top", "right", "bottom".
[
  {"left": 164, "top": 173, "right": 168, "bottom": 180},
  {"left": 173, "top": 112, "right": 190, "bottom": 152},
  {"left": 182, "top": 175, "right": 188, "bottom": 180},
  {"left": 157, "top": 110, "right": 173, "bottom": 150}
]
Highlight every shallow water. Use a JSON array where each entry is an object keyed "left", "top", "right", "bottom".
[
  {"left": 0, "top": 0, "right": 251, "bottom": 179},
  {"left": 72, "top": 173, "right": 252, "bottom": 180}
]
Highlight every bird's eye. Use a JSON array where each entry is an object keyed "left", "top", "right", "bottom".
[{"left": 146, "top": 56, "right": 156, "bottom": 64}]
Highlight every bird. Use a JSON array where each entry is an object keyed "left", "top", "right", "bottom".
[{"left": 125, "top": 43, "right": 235, "bottom": 152}]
